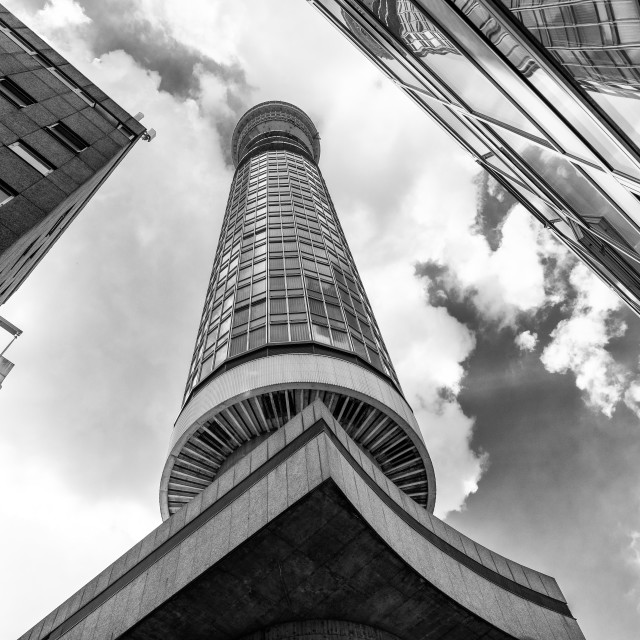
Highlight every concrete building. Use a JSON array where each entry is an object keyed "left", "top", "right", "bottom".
[
  {"left": 19, "top": 103, "right": 585, "bottom": 640},
  {"left": 0, "top": 3, "right": 149, "bottom": 307},
  {"left": 0, "top": 313, "right": 20, "bottom": 387},
  {"left": 305, "top": 0, "right": 640, "bottom": 317}
]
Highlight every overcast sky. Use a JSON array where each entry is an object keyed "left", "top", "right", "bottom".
[{"left": 1, "top": 1, "right": 640, "bottom": 639}]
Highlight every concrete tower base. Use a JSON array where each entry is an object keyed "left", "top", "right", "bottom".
[
  {"left": 239, "top": 620, "right": 400, "bottom": 640},
  {"left": 20, "top": 400, "right": 584, "bottom": 640}
]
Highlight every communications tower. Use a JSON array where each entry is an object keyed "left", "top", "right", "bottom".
[{"left": 21, "top": 103, "right": 585, "bottom": 640}]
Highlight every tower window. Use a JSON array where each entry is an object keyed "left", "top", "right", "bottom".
[
  {"left": 47, "top": 122, "right": 88, "bottom": 153},
  {"left": 0, "top": 77, "right": 36, "bottom": 108},
  {"left": 8, "top": 141, "right": 54, "bottom": 175}
]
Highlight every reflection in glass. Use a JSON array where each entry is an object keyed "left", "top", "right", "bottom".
[
  {"left": 498, "top": 126, "right": 640, "bottom": 252},
  {"left": 309, "top": 0, "right": 640, "bottom": 315},
  {"left": 503, "top": 0, "right": 640, "bottom": 99},
  {"left": 452, "top": 0, "right": 640, "bottom": 172},
  {"left": 345, "top": 0, "right": 542, "bottom": 136}
]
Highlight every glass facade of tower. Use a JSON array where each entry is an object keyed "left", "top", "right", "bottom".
[
  {"left": 306, "top": 0, "right": 640, "bottom": 316},
  {"left": 183, "top": 146, "right": 398, "bottom": 403}
]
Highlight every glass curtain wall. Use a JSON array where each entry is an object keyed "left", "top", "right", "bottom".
[
  {"left": 502, "top": 0, "right": 640, "bottom": 98},
  {"left": 306, "top": 0, "right": 640, "bottom": 316},
  {"left": 183, "top": 147, "right": 399, "bottom": 403}
]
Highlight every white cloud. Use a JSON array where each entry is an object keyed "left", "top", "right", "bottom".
[
  {"left": 13, "top": 0, "right": 92, "bottom": 58},
  {"left": 370, "top": 266, "right": 486, "bottom": 518},
  {"left": 541, "top": 263, "right": 628, "bottom": 417},
  {"left": 515, "top": 330, "right": 538, "bottom": 352},
  {"left": 624, "top": 380, "right": 640, "bottom": 420},
  {"left": 417, "top": 201, "right": 548, "bottom": 327},
  {"left": 0, "top": 441, "right": 157, "bottom": 637},
  {"left": 358, "top": 192, "right": 486, "bottom": 516},
  {"left": 144, "top": 0, "right": 246, "bottom": 65},
  {"left": 487, "top": 207, "right": 547, "bottom": 314},
  {"left": 629, "top": 531, "right": 640, "bottom": 569},
  {"left": 412, "top": 175, "right": 640, "bottom": 422},
  {"left": 32, "top": 0, "right": 91, "bottom": 29}
]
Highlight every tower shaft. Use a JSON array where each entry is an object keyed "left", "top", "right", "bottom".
[{"left": 160, "top": 102, "right": 435, "bottom": 518}]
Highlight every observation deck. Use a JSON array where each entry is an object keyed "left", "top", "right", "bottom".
[{"left": 231, "top": 100, "right": 321, "bottom": 166}]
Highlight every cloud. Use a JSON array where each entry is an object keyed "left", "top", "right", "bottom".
[
  {"left": 540, "top": 263, "right": 631, "bottom": 417},
  {"left": 0, "top": 439, "right": 157, "bottom": 638},
  {"left": 30, "top": 0, "right": 89, "bottom": 30},
  {"left": 0, "top": 0, "right": 241, "bottom": 500},
  {"left": 364, "top": 261, "right": 485, "bottom": 517},
  {"left": 515, "top": 330, "right": 537, "bottom": 352},
  {"left": 415, "top": 207, "right": 547, "bottom": 327},
  {"left": 472, "top": 171, "right": 517, "bottom": 251},
  {"left": 325, "top": 147, "right": 488, "bottom": 517},
  {"left": 20, "top": 0, "right": 253, "bottom": 162},
  {"left": 87, "top": 0, "right": 252, "bottom": 157},
  {"left": 450, "top": 320, "right": 640, "bottom": 640},
  {"left": 624, "top": 381, "right": 640, "bottom": 419},
  {"left": 414, "top": 171, "right": 640, "bottom": 421},
  {"left": 629, "top": 531, "right": 640, "bottom": 569}
]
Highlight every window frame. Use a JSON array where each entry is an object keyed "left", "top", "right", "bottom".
[
  {"left": 47, "top": 121, "right": 89, "bottom": 153},
  {"left": 8, "top": 141, "right": 55, "bottom": 175},
  {"left": 0, "top": 178, "right": 16, "bottom": 207},
  {"left": 0, "top": 77, "right": 36, "bottom": 108}
]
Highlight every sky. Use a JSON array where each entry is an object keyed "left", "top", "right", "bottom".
[{"left": 0, "top": 1, "right": 639, "bottom": 638}]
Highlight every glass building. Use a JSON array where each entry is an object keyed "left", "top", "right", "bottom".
[
  {"left": 503, "top": 0, "right": 640, "bottom": 98},
  {"left": 161, "top": 101, "right": 436, "bottom": 517},
  {"left": 305, "top": 0, "right": 640, "bottom": 315}
]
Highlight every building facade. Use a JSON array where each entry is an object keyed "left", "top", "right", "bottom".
[
  {"left": 305, "top": 0, "right": 640, "bottom": 316},
  {"left": 19, "top": 103, "right": 585, "bottom": 640},
  {"left": 502, "top": 0, "right": 640, "bottom": 98},
  {"left": 0, "top": 3, "right": 148, "bottom": 307}
]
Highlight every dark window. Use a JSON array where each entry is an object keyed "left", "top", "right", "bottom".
[
  {"left": 270, "top": 324, "right": 289, "bottom": 342},
  {"left": 0, "top": 77, "right": 35, "bottom": 108},
  {"left": 47, "top": 122, "right": 88, "bottom": 152},
  {"left": 291, "top": 323, "right": 310, "bottom": 341},
  {"left": 0, "top": 179, "right": 16, "bottom": 206}
]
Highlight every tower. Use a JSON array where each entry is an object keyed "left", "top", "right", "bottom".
[
  {"left": 19, "top": 103, "right": 585, "bottom": 640},
  {"left": 160, "top": 100, "right": 435, "bottom": 519}
]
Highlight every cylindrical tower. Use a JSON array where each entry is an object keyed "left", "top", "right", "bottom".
[{"left": 160, "top": 101, "right": 436, "bottom": 519}]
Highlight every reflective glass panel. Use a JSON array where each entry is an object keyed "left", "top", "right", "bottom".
[{"left": 350, "top": 0, "right": 542, "bottom": 136}]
